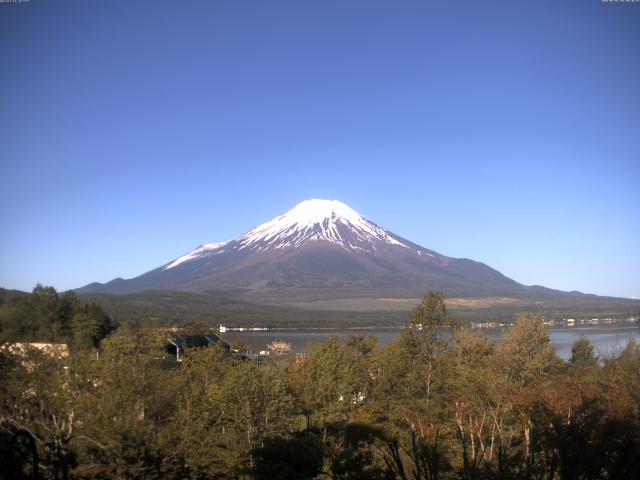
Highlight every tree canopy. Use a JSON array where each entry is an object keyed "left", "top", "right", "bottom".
[
  {"left": 1, "top": 290, "right": 639, "bottom": 479},
  {"left": 0, "top": 285, "right": 113, "bottom": 348}
]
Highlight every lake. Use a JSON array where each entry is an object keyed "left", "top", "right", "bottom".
[{"left": 221, "top": 322, "right": 640, "bottom": 359}]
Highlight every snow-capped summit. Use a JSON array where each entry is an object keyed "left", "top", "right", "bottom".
[
  {"left": 80, "top": 199, "right": 525, "bottom": 299},
  {"left": 161, "top": 200, "right": 411, "bottom": 272},
  {"left": 236, "top": 199, "right": 409, "bottom": 252}
]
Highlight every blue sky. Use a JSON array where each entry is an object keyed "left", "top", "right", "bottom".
[{"left": 1, "top": 0, "right": 638, "bottom": 298}]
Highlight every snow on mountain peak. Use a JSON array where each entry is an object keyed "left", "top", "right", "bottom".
[
  {"left": 162, "top": 199, "right": 411, "bottom": 271},
  {"left": 274, "top": 199, "right": 362, "bottom": 227},
  {"left": 237, "top": 199, "right": 409, "bottom": 251}
]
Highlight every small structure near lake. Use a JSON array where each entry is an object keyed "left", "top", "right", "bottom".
[
  {"left": 165, "top": 333, "right": 270, "bottom": 364},
  {"left": 166, "top": 334, "right": 230, "bottom": 362}
]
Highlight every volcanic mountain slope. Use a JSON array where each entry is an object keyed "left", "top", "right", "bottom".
[{"left": 78, "top": 199, "right": 570, "bottom": 301}]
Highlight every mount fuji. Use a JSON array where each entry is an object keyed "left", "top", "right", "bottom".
[{"left": 77, "top": 199, "right": 571, "bottom": 302}]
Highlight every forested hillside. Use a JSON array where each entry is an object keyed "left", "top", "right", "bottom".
[
  {"left": 77, "top": 290, "right": 408, "bottom": 328},
  {"left": 1, "top": 293, "right": 639, "bottom": 479},
  {"left": 78, "top": 289, "right": 640, "bottom": 328},
  {"left": 0, "top": 285, "right": 113, "bottom": 348}
]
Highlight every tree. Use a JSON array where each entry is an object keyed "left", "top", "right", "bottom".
[
  {"left": 71, "top": 328, "right": 183, "bottom": 479},
  {"left": 4, "top": 302, "right": 640, "bottom": 479},
  {"left": 328, "top": 423, "right": 389, "bottom": 480},
  {"left": 213, "top": 361, "right": 298, "bottom": 470},
  {"left": 0, "top": 346, "right": 78, "bottom": 480},
  {"left": 449, "top": 328, "right": 503, "bottom": 478},
  {"left": 409, "top": 291, "right": 448, "bottom": 332},
  {"left": 33, "top": 285, "right": 71, "bottom": 342},
  {"left": 171, "top": 345, "right": 239, "bottom": 478},
  {"left": 252, "top": 433, "right": 324, "bottom": 480},
  {"left": 0, "top": 286, "right": 111, "bottom": 347},
  {"left": 396, "top": 292, "right": 452, "bottom": 417},
  {"left": 0, "top": 285, "right": 76, "bottom": 343},
  {"left": 570, "top": 335, "right": 599, "bottom": 367},
  {"left": 495, "top": 313, "right": 562, "bottom": 473},
  {"left": 171, "top": 343, "right": 301, "bottom": 477},
  {"left": 345, "top": 334, "right": 378, "bottom": 356},
  {"left": 71, "top": 313, "right": 102, "bottom": 349},
  {"left": 408, "top": 291, "right": 450, "bottom": 377},
  {"left": 70, "top": 304, "right": 113, "bottom": 349},
  {"left": 497, "top": 313, "right": 558, "bottom": 388},
  {"left": 290, "top": 337, "right": 370, "bottom": 429},
  {"left": 366, "top": 299, "right": 455, "bottom": 480}
]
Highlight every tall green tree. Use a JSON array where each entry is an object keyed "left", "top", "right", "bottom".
[
  {"left": 290, "top": 336, "right": 371, "bottom": 429},
  {"left": 409, "top": 292, "right": 448, "bottom": 332},
  {"left": 497, "top": 313, "right": 558, "bottom": 388},
  {"left": 0, "top": 285, "right": 111, "bottom": 347},
  {"left": 71, "top": 304, "right": 113, "bottom": 349},
  {"left": 0, "top": 346, "right": 79, "bottom": 480},
  {"left": 70, "top": 328, "right": 183, "bottom": 479},
  {"left": 570, "top": 335, "right": 599, "bottom": 367}
]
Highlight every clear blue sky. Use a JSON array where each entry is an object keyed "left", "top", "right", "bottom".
[{"left": 1, "top": 1, "right": 638, "bottom": 298}]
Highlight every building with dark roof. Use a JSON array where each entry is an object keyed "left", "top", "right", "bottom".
[{"left": 166, "top": 333, "right": 230, "bottom": 362}]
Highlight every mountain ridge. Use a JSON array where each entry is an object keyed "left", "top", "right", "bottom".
[{"left": 75, "top": 199, "right": 620, "bottom": 304}]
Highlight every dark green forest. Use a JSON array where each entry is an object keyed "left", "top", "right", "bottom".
[
  {"left": 0, "top": 285, "right": 114, "bottom": 348},
  {"left": 1, "top": 289, "right": 640, "bottom": 479}
]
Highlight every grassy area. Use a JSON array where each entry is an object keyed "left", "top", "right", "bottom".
[
  {"left": 283, "top": 296, "right": 526, "bottom": 312},
  {"left": 78, "top": 290, "right": 408, "bottom": 328},
  {"left": 78, "top": 289, "right": 640, "bottom": 328}
]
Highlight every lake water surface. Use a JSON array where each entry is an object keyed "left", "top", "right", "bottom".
[{"left": 222, "top": 323, "right": 640, "bottom": 359}]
